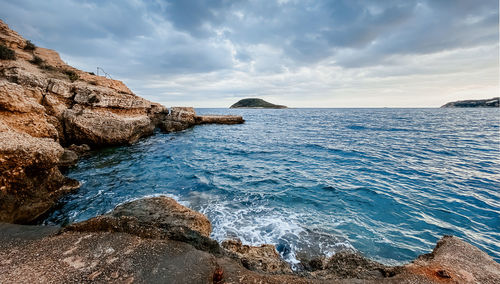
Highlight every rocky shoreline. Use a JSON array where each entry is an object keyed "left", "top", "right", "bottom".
[
  {"left": 1, "top": 197, "right": 499, "bottom": 283},
  {"left": 0, "top": 19, "right": 243, "bottom": 224},
  {"left": 1, "top": 19, "right": 499, "bottom": 283}
]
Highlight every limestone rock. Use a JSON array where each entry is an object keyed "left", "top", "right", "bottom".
[
  {"left": 0, "top": 131, "right": 80, "bottom": 223},
  {"left": 67, "top": 144, "right": 91, "bottom": 157},
  {"left": 222, "top": 239, "right": 292, "bottom": 274},
  {"left": 195, "top": 115, "right": 245, "bottom": 124},
  {"left": 63, "top": 107, "right": 155, "bottom": 146},
  {"left": 160, "top": 107, "right": 245, "bottom": 132},
  {"left": 402, "top": 235, "right": 500, "bottom": 283},
  {"left": 309, "top": 251, "right": 396, "bottom": 280},
  {"left": 66, "top": 197, "right": 220, "bottom": 254},
  {"left": 58, "top": 149, "right": 78, "bottom": 168}
]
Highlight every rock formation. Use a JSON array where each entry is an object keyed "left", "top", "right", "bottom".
[
  {"left": 441, "top": 97, "right": 499, "bottom": 108},
  {"left": 230, "top": 98, "right": 287, "bottom": 109},
  {"left": 0, "top": 19, "right": 243, "bottom": 223},
  {"left": 1, "top": 197, "right": 499, "bottom": 283}
]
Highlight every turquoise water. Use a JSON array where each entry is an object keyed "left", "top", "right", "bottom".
[{"left": 45, "top": 108, "right": 500, "bottom": 265}]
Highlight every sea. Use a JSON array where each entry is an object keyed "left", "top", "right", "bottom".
[{"left": 44, "top": 108, "right": 500, "bottom": 266}]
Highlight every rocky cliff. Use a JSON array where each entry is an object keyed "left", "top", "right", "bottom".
[{"left": 0, "top": 19, "right": 242, "bottom": 223}]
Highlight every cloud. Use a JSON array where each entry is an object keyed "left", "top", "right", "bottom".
[{"left": 0, "top": 0, "right": 497, "bottom": 107}]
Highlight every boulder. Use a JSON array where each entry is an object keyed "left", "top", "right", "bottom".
[
  {"left": 402, "top": 235, "right": 500, "bottom": 283},
  {"left": 66, "top": 196, "right": 220, "bottom": 254},
  {"left": 67, "top": 144, "right": 91, "bottom": 157},
  {"left": 222, "top": 239, "right": 292, "bottom": 274},
  {"left": 58, "top": 149, "right": 78, "bottom": 168}
]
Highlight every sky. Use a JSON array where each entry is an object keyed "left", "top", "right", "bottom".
[{"left": 0, "top": 0, "right": 498, "bottom": 107}]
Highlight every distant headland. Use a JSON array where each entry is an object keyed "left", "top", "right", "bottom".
[
  {"left": 441, "top": 97, "right": 499, "bottom": 108},
  {"left": 230, "top": 98, "right": 287, "bottom": 109}
]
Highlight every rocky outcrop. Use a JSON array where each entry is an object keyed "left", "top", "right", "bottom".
[
  {"left": 66, "top": 197, "right": 221, "bottom": 254},
  {"left": 0, "top": 19, "right": 243, "bottom": 223},
  {"left": 160, "top": 107, "right": 244, "bottom": 132},
  {"left": 441, "top": 97, "right": 499, "bottom": 108},
  {"left": 1, "top": 197, "right": 499, "bottom": 283},
  {"left": 0, "top": 131, "right": 80, "bottom": 223},
  {"left": 222, "top": 239, "right": 292, "bottom": 274},
  {"left": 402, "top": 235, "right": 500, "bottom": 283}
]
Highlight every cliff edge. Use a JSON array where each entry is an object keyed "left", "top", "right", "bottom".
[{"left": 0, "top": 19, "right": 242, "bottom": 223}]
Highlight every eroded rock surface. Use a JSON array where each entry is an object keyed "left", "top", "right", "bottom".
[
  {"left": 0, "top": 131, "right": 79, "bottom": 223},
  {"left": 222, "top": 239, "right": 292, "bottom": 274},
  {"left": 66, "top": 197, "right": 221, "bottom": 254},
  {"left": 0, "top": 19, "right": 242, "bottom": 223},
  {"left": 2, "top": 198, "right": 499, "bottom": 283}
]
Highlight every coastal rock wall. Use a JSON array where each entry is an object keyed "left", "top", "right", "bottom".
[
  {"left": 0, "top": 19, "right": 242, "bottom": 223},
  {"left": 0, "top": 131, "right": 79, "bottom": 223}
]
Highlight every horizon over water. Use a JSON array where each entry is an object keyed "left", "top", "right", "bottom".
[{"left": 45, "top": 108, "right": 500, "bottom": 266}]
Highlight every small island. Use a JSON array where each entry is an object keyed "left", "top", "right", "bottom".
[
  {"left": 441, "top": 97, "right": 499, "bottom": 108},
  {"left": 230, "top": 98, "right": 287, "bottom": 109}
]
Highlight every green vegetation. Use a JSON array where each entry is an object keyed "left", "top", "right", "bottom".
[
  {"left": 230, "top": 98, "right": 287, "bottom": 109},
  {"left": 29, "top": 55, "right": 44, "bottom": 65},
  {"left": 40, "top": 64, "right": 57, "bottom": 71},
  {"left": 0, "top": 44, "right": 16, "bottom": 60},
  {"left": 64, "top": 70, "right": 79, "bottom": 82},
  {"left": 441, "top": 97, "right": 499, "bottom": 108},
  {"left": 24, "top": 40, "right": 36, "bottom": 51}
]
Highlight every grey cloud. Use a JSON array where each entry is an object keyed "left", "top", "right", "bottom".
[{"left": 0, "top": 0, "right": 497, "bottom": 106}]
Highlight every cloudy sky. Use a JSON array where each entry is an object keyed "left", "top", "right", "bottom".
[{"left": 0, "top": 0, "right": 498, "bottom": 107}]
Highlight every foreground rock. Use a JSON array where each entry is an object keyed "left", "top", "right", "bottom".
[
  {"left": 441, "top": 97, "right": 499, "bottom": 108},
  {"left": 222, "top": 239, "right": 292, "bottom": 274},
  {"left": 0, "top": 19, "right": 242, "bottom": 223},
  {"left": 230, "top": 98, "right": 287, "bottom": 109},
  {"left": 66, "top": 197, "right": 220, "bottom": 254},
  {"left": 1, "top": 197, "right": 499, "bottom": 283}
]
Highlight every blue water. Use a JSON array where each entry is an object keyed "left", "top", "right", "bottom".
[{"left": 45, "top": 108, "right": 500, "bottom": 265}]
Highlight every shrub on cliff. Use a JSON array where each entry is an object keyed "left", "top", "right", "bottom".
[
  {"left": 64, "top": 70, "right": 79, "bottom": 82},
  {"left": 24, "top": 40, "right": 36, "bottom": 51},
  {"left": 29, "top": 55, "right": 44, "bottom": 65},
  {"left": 0, "top": 44, "right": 15, "bottom": 60}
]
